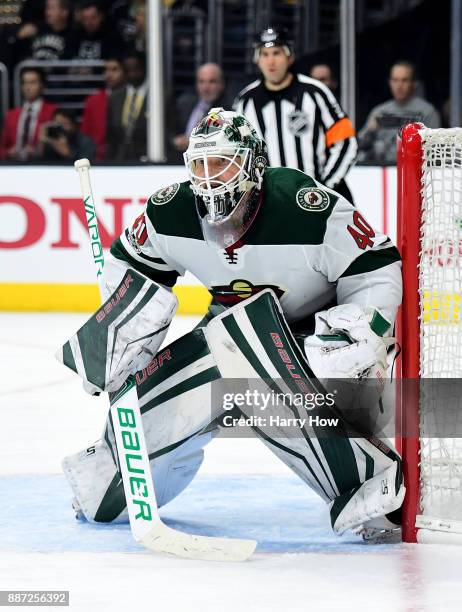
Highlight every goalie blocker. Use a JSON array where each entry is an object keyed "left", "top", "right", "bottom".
[{"left": 57, "top": 268, "right": 177, "bottom": 394}]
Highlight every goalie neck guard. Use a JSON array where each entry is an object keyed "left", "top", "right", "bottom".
[{"left": 184, "top": 107, "right": 268, "bottom": 249}]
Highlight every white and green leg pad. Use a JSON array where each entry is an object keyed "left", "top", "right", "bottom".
[
  {"left": 330, "top": 461, "right": 405, "bottom": 534},
  {"left": 205, "top": 290, "right": 405, "bottom": 533}
]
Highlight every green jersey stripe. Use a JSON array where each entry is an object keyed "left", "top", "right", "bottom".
[
  {"left": 340, "top": 246, "right": 401, "bottom": 278},
  {"left": 111, "top": 238, "right": 179, "bottom": 287}
]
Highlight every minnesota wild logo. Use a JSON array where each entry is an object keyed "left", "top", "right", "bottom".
[
  {"left": 194, "top": 113, "right": 225, "bottom": 136},
  {"left": 150, "top": 183, "right": 180, "bottom": 205},
  {"left": 210, "top": 279, "right": 285, "bottom": 305},
  {"left": 296, "top": 187, "right": 330, "bottom": 212}
]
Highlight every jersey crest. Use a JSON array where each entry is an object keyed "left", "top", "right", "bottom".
[
  {"left": 210, "top": 279, "right": 285, "bottom": 306},
  {"left": 296, "top": 187, "right": 330, "bottom": 212},
  {"left": 150, "top": 183, "right": 180, "bottom": 205}
]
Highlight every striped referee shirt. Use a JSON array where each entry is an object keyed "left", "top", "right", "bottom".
[{"left": 234, "top": 73, "right": 357, "bottom": 188}]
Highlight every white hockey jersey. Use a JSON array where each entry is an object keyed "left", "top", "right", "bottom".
[{"left": 110, "top": 167, "right": 402, "bottom": 325}]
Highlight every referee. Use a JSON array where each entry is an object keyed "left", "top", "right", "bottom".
[{"left": 234, "top": 27, "right": 357, "bottom": 202}]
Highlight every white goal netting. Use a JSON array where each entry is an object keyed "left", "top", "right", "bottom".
[{"left": 417, "top": 128, "right": 462, "bottom": 534}]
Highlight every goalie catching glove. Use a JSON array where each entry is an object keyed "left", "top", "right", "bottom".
[
  {"left": 56, "top": 269, "right": 177, "bottom": 393},
  {"left": 303, "top": 303, "right": 394, "bottom": 383}
]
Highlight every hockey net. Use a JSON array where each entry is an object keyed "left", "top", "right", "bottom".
[{"left": 397, "top": 123, "right": 462, "bottom": 543}]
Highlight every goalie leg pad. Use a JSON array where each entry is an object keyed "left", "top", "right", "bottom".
[
  {"left": 205, "top": 291, "right": 357, "bottom": 501},
  {"left": 57, "top": 268, "right": 177, "bottom": 393},
  {"left": 204, "top": 289, "right": 316, "bottom": 384},
  {"left": 62, "top": 439, "right": 127, "bottom": 523},
  {"left": 63, "top": 433, "right": 209, "bottom": 523},
  {"left": 330, "top": 460, "right": 405, "bottom": 534},
  {"left": 205, "top": 291, "right": 405, "bottom": 529}
]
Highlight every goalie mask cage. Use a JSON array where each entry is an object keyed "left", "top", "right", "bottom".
[{"left": 397, "top": 122, "right": 462, "bottom": 544}]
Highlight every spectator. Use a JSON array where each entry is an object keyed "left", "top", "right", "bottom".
[
  {"left": 234, "top": 27, "right": 357, "bottom": 202},
  {"left": 358, "top": 60, "right": 441, "bottom": 164},
  {"left": 15, "top": 1, "right": 46, "bottom": 42},
  {"left": 1, "top": 1, "right": 45, "bottom": 70},
  {"left": 81, "top": 56, "right": 125, "bottom": 160},
  {"left": 171, "top": 63, "right": 232, "bottom": 155},
  {"left": 107, "top": 0, "right": 134, "bottom": 41},
  {"left": 309, "top": 63, "right": 338, "bottom": 94},
  {"left": 74, "top": 0, "right": 125, "bottom": 60},
  {"left": 0, "top": 68, "right": 56, "bottom": 161},
  {"left": 106, "top": 52, "right": 147, "bottom": 162},
  {"left": 38, "top": 107, "right": 96, "bottom": 162},
  {"left": 21, "top": 0, "right": 77, "bottom": 61},
  {"left": 109, "top": 0, "right": 146, "bottom": 51},
  {"left": 131, "top": 0, "right": 146, "bottom": 53}
]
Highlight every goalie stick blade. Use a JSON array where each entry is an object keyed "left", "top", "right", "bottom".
[{"left": 140, "top": 523, "right": 257, "bottom": 562}]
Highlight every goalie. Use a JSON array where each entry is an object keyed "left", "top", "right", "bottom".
[{"left": 61, "top": 108, "right": 404, "bottom": 540}]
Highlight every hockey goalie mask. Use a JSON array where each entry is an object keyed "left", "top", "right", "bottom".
[{"left": 184, "top": 108, "right": 268, "bottom": 248}]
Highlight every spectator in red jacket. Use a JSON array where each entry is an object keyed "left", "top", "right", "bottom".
[
  {"left": 80, "top": 57, "right": 125, "bottom": 160},
  {"left": 0, "top": 68, "right": 56, "bottom": 161}
]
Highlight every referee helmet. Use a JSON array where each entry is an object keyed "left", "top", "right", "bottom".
[{"left": 253, "top": 26, "right": 293, "bottom": 60}]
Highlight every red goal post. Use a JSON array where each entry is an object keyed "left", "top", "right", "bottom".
[{"left": 397, "top": 122, "right": 462, "bottom": 544}]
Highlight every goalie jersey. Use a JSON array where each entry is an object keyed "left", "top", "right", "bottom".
[{"left": 110, "top": 167, "right": 401, "bottom": 325}]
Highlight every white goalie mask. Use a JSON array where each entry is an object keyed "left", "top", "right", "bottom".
[{"left": 184, "top": 108, "right": 268, "bottom": 248}]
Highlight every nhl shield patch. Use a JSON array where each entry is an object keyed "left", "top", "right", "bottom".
[
  {"left": 296, "top": 187, "right": 330, "bottom": 212},
  {"left": 150, "top": 183, "right": 180, "bottom": 205},
  {"left": 288, "top": 110, "right": 310, "bottom": 135}
]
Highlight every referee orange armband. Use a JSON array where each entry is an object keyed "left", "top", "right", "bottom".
[{"left": 325, "top": 117, "right": 356, "bottom": 148}]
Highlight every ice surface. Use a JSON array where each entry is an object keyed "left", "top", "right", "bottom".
[
  {"left": 0, "top": 473, "right": 366, "bottom": 555},
  {"left": 1, "top": 313, "right": 462, "bottom": 611}
]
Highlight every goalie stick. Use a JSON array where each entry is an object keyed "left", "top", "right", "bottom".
[{"left": 73, "top": 158, "right": 257, "bottom": 562}]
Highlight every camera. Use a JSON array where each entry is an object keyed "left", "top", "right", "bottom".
[{"left": 46, "top": 123, "right": 66, "bottom": 139}]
